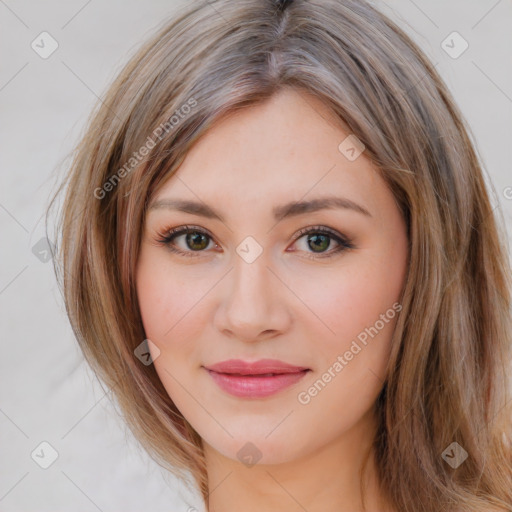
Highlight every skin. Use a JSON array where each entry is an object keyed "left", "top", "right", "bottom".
[{"left": 135, "top": 88, "right": 408, "bottom": 512}]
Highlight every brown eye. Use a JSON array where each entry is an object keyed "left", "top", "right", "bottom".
[
  {"left": 155, "top": 225, "right": 215, "bottom": 258},
  {"left": 183, "top": 231, "right": 210, "bottom": 251}
]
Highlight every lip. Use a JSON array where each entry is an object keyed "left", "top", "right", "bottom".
[{"left": 204, "top": 359, "right": 310, "bottom": 399}]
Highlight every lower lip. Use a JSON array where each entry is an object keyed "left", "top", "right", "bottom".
[{"left": 206, "top": 369, "right": 309, "bottom": 398}]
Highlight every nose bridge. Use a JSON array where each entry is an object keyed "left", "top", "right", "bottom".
[
  {"left": 230, "top": 246, "right": 274, "bottom": 310},
  {"left": 215, "top": 244, "right": 289, "bottom": 340}
]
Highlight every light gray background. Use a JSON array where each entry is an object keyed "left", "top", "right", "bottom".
[{"left": 1, "top": 1, "right": 511, "bottom": 511}]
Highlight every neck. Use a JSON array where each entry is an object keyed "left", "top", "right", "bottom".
[{"left": 203, "top": 408, "right": 394, "bottom": 512}]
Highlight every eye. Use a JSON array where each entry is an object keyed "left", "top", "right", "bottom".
[
  {"left": 154, "top": 224, "right": 355, "bottom": 260},
  {"left": 155, "top": 225, "right": 218, "bottom": 258},
  {"left": 289, "top": 225, "right": 355, "bottom": 260}
]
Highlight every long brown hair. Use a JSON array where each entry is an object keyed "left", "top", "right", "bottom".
[{"left": 46, "top": 0, "right": 512, "bottom": 510}]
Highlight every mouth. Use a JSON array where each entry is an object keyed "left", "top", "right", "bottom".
[{"left": 203, "top": 359, "right": 311, "bottom": 399}]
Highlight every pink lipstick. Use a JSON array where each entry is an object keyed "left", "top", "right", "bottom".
[{"left": 204, "top": 359, "right": 310, "bottom": 399}]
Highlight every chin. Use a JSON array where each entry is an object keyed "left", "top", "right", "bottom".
[{"left": 202, "top": 427, "right": 310, "bottom": 467}]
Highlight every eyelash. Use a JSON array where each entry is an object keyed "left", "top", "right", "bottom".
[{"left": 154, "top": 224, "right": 355, "bottom": 260}]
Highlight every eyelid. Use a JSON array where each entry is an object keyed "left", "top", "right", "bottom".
[{"left": 291, "top": 224, "right": 351, "bottom": 244}]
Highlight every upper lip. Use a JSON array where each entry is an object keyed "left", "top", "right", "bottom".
[{"left": 204, "top": 359, "right": 310, "bottom": 375}]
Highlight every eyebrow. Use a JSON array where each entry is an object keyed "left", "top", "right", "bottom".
[
  {"left": 149, "top": 196, "right": 372, "bottom": 222},
  {"left": 148, "top": 195, "right": 372, "bottom": 222}
]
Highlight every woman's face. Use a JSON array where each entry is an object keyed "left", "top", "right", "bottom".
[{"left": 135, "top": 88, "right": 408, "bottom": 465}]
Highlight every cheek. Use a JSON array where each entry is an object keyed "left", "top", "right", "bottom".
[
  {"left": 135, "top": 251, "right": 209, "bottom": 351},
  {"left": 293, "top": 261, "right": 402, "bottom": 342},
  {"left": 293, "top": 258, "right": 404, "bottom": 430},
  {"left": 135, "top": 257, "right": 211, "bottom": 410},
  {"left": 136, "top": 266, "right": 173, "bottom": 341},
  {"left": 288, "top": 240, "right": 407, "bottom": 378}
]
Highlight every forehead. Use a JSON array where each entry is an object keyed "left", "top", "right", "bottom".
[{"left": 151, "top": 89, "right": 384, "bottom": 216}]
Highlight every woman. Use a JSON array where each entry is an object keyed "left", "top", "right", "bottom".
[{"left": 47, "top": 0, "right": 512, "bottom": 510}]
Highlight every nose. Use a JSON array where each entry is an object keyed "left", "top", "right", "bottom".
[{"left": 213, "top": 250, "right": 291, "bottom": 343}]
